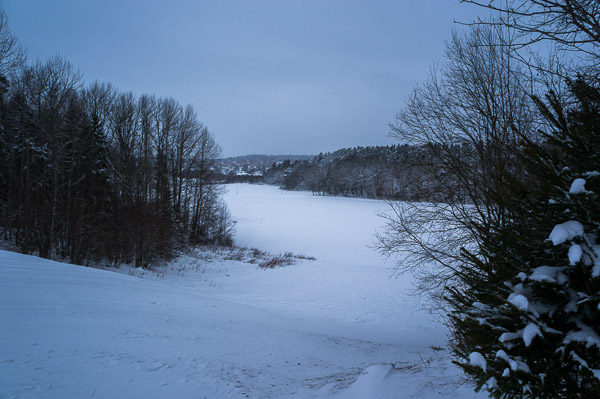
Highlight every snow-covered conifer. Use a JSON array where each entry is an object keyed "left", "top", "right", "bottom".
[{"left": 449, "top": 78, "right": 600, "bottom": 398}]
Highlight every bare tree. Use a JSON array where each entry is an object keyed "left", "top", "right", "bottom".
[
  {"left": 171, "top": 104, "right": 202, "bottom": 224},
  {"left": 0, "top": 8, "right": 24, "bottom": 83},
  {"left": 136, "top": 94, "right": 156, "bottom": 203},
  {"left": 376, "top": 25, "right": 539, "bottom": 313},
  {"left": 190, "top": 126, "right": 227, "bottom": 244},
  {"left": 461, "top": 0, "right": 600, "bottom": 73},
  {"left": 18, "top": 56, "right": 82, "bottom": 258},
  {"left": 82, "top": 81, "right": 115, "bottom": 134},
  {"left": 0, "top": 7, "right": 24, "bottom": 238}
]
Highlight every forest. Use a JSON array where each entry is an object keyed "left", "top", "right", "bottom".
[
  {"left": 264, "top": 144, "right": 472, "bottom": 202},
  {"left": 0, "top": 14, "right": 232, "bottom": 267}
]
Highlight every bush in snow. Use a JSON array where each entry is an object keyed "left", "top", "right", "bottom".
[{"left": 448, "top": 78, "right": 600, "bottom": 398}]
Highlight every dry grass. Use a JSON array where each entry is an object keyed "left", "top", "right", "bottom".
[{"left": 191, "top": 244, "right": 316, "bottom": 269}]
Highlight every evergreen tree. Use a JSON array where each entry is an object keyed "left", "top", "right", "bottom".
[{"left": 448, "top": 78, "right": 600, "bottom": 398}]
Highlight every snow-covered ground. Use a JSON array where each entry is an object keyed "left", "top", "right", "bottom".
[{"left": 0, "top": 184, "right": 482, "bottom": 398}]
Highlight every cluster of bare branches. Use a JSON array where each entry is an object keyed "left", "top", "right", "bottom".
[
  {"left": 377, "top": 24, "right": 540, "bottom": 310},
  {"left": 461, "top": 0, "right": 600, "bottom": 74}
]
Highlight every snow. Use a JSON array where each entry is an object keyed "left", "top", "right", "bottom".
[
  {"left": 469, "top": 352, "right": 487, "bottom": 371},
  {"left": 508, "top": 294, "right": 529, "bottom": 311},
  {"left": 549, "top": 221, "right": 584, "bottom": 245},
  {"left": 499, "top": 332, "right": 520, "bottom": 343},
  {"left": 564, "top": 324, "right": 600, "bottom": 349},
  {"left": 485, "top": 377, "right": 497, "bottom": 388},
  {"left": 571, "top": 351, "right": 589, "bottom": 368},
  {"left": 0, "top": 184, "right": 483, "bottom": 399},
  {"left": 592, "top": 245, "right": 600, "bottom": 277},
  {"left": 569, "top": 178, "right": 586, "bottom": 194},
  {"left": 499, "top": 324, "right": 542, "bottom": 347},
  {"left": 332, "top": 364, "right": 416, "bottom": 399},
  {"left": 522, "top": 323, "right": 542, "bottom": 347},
  {"left": 496, "top": 350, "right": 530, "bottom": 373},
  {"left": 570, "top": 352, "right": 600, "bottom": 381},
  {"left": 529, "top": 266, "right": 566, "bottom": 283},
  {"left": 496, "top": 350, "right": 517, "bottom": 371},
  {"left": 568, "top": 244, "right": 582, "bottom": 265}
]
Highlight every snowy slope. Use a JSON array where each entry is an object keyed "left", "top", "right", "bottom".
[{"left": 1, "top": 184, "right": 482, "bottom": 398}]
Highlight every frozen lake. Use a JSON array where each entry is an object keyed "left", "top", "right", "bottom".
[
  {"left": 225, "top": 183, "right": 388, "bottom": 265},
  {"left": 223, "top": 184, "right": 438, "bottom": 344}
]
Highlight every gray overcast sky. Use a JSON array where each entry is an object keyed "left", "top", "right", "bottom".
[{"left": 4, "top": 0, "right": 483, "bottom": 157}]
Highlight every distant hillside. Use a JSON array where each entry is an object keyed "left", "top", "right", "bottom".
[
  {"left": 263, "top": 144, "right": 470, "bottom": 202},
  {"left": 215, "top": 154, "right": 314, "bottom": 181},
  {"left": 220, "top": 154, "right": 314, "bottom": 163},
  {"left": 215, "top": 146, "right": 470, "bottom": 203}
]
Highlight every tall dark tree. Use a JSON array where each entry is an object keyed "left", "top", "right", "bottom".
[{"left": 449, "top": 78, "right": 600, "bottom": 398}]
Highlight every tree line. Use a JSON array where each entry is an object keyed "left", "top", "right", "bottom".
[
  {"left": 0, "top": 11, "right": 232, "bottom": 267},
  {"left": 264, "top": 144, "right": 474, "bottom": 203}
]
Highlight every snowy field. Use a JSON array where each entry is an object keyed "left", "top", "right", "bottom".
[{"left": 0, "top": 184, "right": 482, "bottom": 398}]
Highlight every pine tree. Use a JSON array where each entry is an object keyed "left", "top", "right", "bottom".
[{"left": 448, "top": 78, "right": 600, "bottom": 398}]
